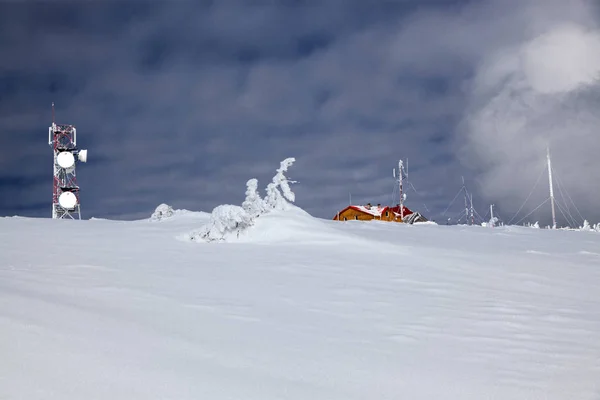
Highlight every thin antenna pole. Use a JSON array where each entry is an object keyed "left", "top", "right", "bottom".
[
  {"left": 52, "top": 102, "right": 55, "bottom": 125},
  {"left": 392, "top": 167, "right": 396, "bottom": 207},
  {"left": 547, "top": 146, "right": 557, "bottom": 229},
  {"left": 349, "top": 193, "right": 352, "bottom": 206},
  {"left": 490, "top": 204, "right": 494, "bottom": 224},
  {"left": 399, "top": 160, "right": 404, "bottom": 220},
  {"left": 470, "top": 194, "right": 474, "bottom": 225},
  {"left": 462, "top": 177, "right": 469, "bottom": 225}
]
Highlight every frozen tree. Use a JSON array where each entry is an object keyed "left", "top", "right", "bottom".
[
  {"left": 151, "top": 203, "right": 175, "bottom": 221},
  {"left": 190, "top": 205, "right": 253, "bottom": 242},
  {"left": 532, "top": 221, "right": 540, "bottom": 229},
  {"left": 265, "top": 157, "right": 296, "bottom": 210},
  {"left": 189, "top": 157, "right": 297, "bottom": 242},
  {"left": 581, "top": 220, "right": 591, "bottom": 231},
  {"left": 277, "top": 158, "right": 296, "bottom": 203},
  {"left": 594, "top": 223, "right": 600, "bottom": 232},
  {"left": 242, "top": 178, "right": 265, "bottom": 218}
]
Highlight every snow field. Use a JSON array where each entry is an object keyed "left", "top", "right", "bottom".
[{"left": 1, "top": 211, "right": 600, "bottom": 399}]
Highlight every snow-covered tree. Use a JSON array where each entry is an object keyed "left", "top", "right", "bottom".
[
  {"left": 189, "top": 157, "right": 297, "bottom": 242},
  {"left": 580, "top": 220, "right": 591, "bottom": 231},
  {"left": 265, "top": 157, "right": 296, "bottom": 210},
  {"left": 594, "top": 223, "right": 600, "bottom": 232},
  {"left": 151, "top": 203, "right": 175, "bottom": 221},
  {"left": 189, "top": 205, "right": 253, "bottom": 242},
  {"left": 532, "top": 221, "right": 540, "bottom": 229},
  {"left": 242, "top": 178, "right": 265, "bottom": 218}
]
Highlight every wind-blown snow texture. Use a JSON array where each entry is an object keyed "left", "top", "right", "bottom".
[{"left": 1, "top": 211, "right": 600, "bottom": 399}]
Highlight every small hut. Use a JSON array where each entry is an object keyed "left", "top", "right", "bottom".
[{"left": 333, "top": 203, "right": 425, "bottom": 223}]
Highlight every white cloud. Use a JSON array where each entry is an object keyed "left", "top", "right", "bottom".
[
  {"left": 522, "top": 24, "right": 600, "bottom": 94},
  {"left": 460, "top": 0, "right": 600, "bottom": 225}
]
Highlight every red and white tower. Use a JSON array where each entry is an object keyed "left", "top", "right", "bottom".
[{"left": 48, "top": 103, "right": 88, "bottom": 219}]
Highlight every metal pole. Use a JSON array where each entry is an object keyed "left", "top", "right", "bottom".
[
  {"left": 470, "top": 194, "right": 475, "bottom": 225},
  {"left": 399, "top": 160, "right": 404, "bottom": 220},
  {"left": 462, "top": 177, "right": 469, "bottom": 225},
  {"left": 547, "top": 147, "right": 557, "bottom": 229}
]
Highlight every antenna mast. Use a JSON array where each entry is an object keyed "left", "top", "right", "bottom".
[
  {"left": 469, "top": 193, "right": 474, "bottom": 225},
  {"left": 546, "top": 146, "right": 557, "bottom": 229},
  {"left": 48, "top": 104, "right": 88, "bottom": 219},
  {"left": 462, "top": 177, "right": 469, "bottom": 225},
  {"left": 398, "top": 160, "right": 405, "bottom": 220}
]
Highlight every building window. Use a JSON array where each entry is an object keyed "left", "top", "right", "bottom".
[
  {"left": 355, "top": 215, "right": 358, "bottom": 220},
  {"left": 385, "top": 211, "right": 389, "bottom": 217},
  {"left": 344, "top": 217, "right": 347, "bottom": 221}
]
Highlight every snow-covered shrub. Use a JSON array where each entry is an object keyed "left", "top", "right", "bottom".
[
  {"left": 594, "top": 223, "right": 600, "bottom": 232},
  {"left": 580, "top": 220, "right": 591, "bottom": 231},
  {"left": 151, "top": 203, "right": 175, "bottom": 221},
  {"left": 242, "top": 178, "right": 265, "bottom": 218},
  {"left": 189, "top": 205, "right": 253, "bottom": 242},
  {"left": 265, "top": 157, "right": 296, "bottom": 211},
  {"left": 190, "top": 157, "right": 297, "bottom": 242}
]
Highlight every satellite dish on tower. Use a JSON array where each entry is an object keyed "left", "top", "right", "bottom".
[
  {"left": 57, "top": 151, "right": 75, "bottom": 169},
  {"left": 78, "top": 149, "right": 88, "bottom": 163},
  {"left": 58, "top": 191, "right": 78, "bottom": 210}
]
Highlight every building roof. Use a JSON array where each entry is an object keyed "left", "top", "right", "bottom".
[
  {"left": 389, "top": 205, "right": 414, "bottom": 216},
  {"left": 350, "top": 205, "right": 387, "bottom": 217}
]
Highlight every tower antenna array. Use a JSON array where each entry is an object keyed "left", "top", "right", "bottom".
[
  {"left": 393, "top": 160, "right": 407, "bottom": 220},
  {"left": 48, "top": 104, "right": 88, "bottom": 219}
]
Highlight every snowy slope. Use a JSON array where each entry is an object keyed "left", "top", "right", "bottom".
[{"left": 1, "top": 210, "right": 600, "bottom": 400}]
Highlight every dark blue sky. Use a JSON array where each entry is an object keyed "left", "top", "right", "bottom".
[{"left": 1, "top": 0, "right": 599, "bottom": 225}]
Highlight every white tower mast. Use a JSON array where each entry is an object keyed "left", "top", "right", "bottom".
[
  {"left": 462, "top": 177, "right": 469, "bottom": 225},
  {"left": 398, "top": 160, "right": 405, "bottom": 220},
  {"left": 469, "top": 193, "right": 474, "bottom": 225},
  {"left": 393, "top": 159, "right": 408, "bottom": 221},
  {"left": 546, "top": 146, "right": 557, "bottom": 229}
]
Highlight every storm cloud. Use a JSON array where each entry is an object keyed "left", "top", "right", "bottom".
[{"left": 1, "top": 0, "right": 598, "bottom": 226}]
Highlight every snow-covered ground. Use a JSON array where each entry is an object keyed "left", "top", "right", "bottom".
[{"left": 1, "top": 210, "right": 600, "bottom": 399}]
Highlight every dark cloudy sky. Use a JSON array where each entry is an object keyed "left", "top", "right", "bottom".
[{"left": 1, "top": 0, "right": 599, "bottom": 226}]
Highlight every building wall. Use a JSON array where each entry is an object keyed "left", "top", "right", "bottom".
[{"left": 334, "top": 208, "right": 402, "bottom": 222}]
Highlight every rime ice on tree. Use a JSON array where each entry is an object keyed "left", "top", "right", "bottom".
[
  {"left": 242, "top": 179, "right": 265, "bottom": 218},
  {"left": 265, "top": 157, "right": 296, "bottom": 210},
  {"left": 151, "top": 204, "right": 175, "bottom": 221},
  {"left": 581, "top": 220, "right": 591, "bottom": 231},
  {"left": 190, "top": 158, "right": 297, "bottom": 242}
]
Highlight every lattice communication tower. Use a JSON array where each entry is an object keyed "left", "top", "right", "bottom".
[{"left": 48, "top": 103, "right": 88, "bottom": 219}]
